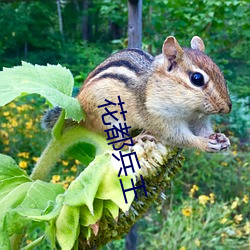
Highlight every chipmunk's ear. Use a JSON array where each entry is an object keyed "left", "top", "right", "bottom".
[
  {"left": 162, "top": 36, "right": 184, "bottom": 63},
  {"left": 191, "top": 36, "right": 205, "bottom": 52}
]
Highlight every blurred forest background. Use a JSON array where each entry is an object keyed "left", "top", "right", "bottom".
[{"left": 0, "top": 0, "right": 249, "bottom": 249}]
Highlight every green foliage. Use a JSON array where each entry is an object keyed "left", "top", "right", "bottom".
[
  {"left": 0, "top": 154, "right": 64, "bottom": 249},
  {"left": 0, "top": 0, "right": 249, "bottom": 100},
  {"left": 217, "top": 97, "right": 250, "bottom": 139},
  {"left": 0, "top": 62, "right": 84, "bottom": 121},
  {"left": 142, "top": 0, "right": 250, "bottom": 99},
  {"left": 61, "top": 42, "right": 110, "bottom": 86},
  {"left": 138, "top": 197, "right": 249, "bottom": 249}
]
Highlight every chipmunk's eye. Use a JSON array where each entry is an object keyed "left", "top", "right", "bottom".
[{"left": 190, "top": 72, "right": 204, "bottom": 87}]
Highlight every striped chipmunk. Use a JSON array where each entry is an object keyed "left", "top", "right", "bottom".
[{"left": 43, "top": 36, "right": 232, "bottom": 153}]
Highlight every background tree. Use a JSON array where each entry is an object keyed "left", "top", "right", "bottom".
[
  {"left": 0, "top": 0, "right": 249, "bottom": 249},
  {"left": 128, "top": 0, "right": 142, "bottom": 48}
]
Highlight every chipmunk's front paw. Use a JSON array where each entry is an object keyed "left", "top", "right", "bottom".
[
  {"left": 133, "top": 132, "right": 156, "bottom": 145},
  {"left": 207, "top": 133, "right": 230, "bottom": 152}
]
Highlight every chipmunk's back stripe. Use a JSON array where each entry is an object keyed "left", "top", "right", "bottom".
[
  {"left": 125, "top": 48, "right": 154, "bottom": 62},
  {"left": 91, "top": 60, "right": 140, "bottom": 79},
  {"left": 96, "top": 73, "right": 130, "bottom": 85}
]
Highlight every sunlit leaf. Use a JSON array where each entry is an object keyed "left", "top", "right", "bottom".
[
  {"left": 66, "top": 142, "right": 96, "bottom": 166},
  {"left": 0, "top": 62, "right": 84, "bottom": 121},
  {"left": 56, "top": 205, "right": 80, "bottom": 250},
  {"left": 63, "top": 154, "right": 110, "bottom": 213},
  {"left": 0, "top": 154, "right": 30, "bottom": 181},
  {"left": 80, "top": 199, "right": 103, "bottom": 227}
]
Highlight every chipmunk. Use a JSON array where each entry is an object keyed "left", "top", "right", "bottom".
[{"left": 43, "top": 36, "right": 232, "bottom": 153}]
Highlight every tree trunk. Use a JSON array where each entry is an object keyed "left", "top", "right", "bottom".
[
  {"left": 82, "top": 0, "right": 89, "bottom": 41},
  {"left": 128, "top": 0, "right": 142, "bottom": 49},
  {"left": 125, "top": 223, "right": 137, "bottom": 250},
  {"left": 56, "top": 0, "right": 63, "bottom": 36}
]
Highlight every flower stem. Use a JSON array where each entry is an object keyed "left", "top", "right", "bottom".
[{"left": 30, "top": 126, "right": 110, "bottom": 181}]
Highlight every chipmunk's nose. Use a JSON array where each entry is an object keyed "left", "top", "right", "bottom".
[{"left": 219, "top": 101, "right": 232, "bottom": 114}]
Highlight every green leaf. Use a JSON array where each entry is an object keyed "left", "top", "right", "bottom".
[
  {"left": 103, "top": 200, "right": 119, "bottom": 219},
  {"left": 27, "top": 200, "right": 63, "bottom": 222},
  {"left": 64, "top": 154, "right": 110, "bottom": 213},
  {"left": 56, "top": 205, "right": 80, "bottom": 250},
  {"left": 20, "top": 181, "right": 64, "bottom": 213},
  {"left": 21, "top": 235, "right": 45, "bottom": 250},
  {"left": 0, "top": 154, "right": 30, "bottom": 181},
  {"left": 79, "top": 199, "right": 103, "bottom": 227},
  {"left": 0, "top": 181, "right": 64, "bottom": 239},
  {"left": 80, "top": 226, "right": 92, "bottom": 240},
  {"left": 52, "top": 109, "right": 65, "bottom": 139},
  {"left": 0, "top": 154, "right": 65, "bottom": 244},
  {"left": 45, "top": 220, "right": 56, "bottom": 249},
  {"left": 96, "top": 164, "right": 135, "bottom": 213},
  {"left": 0, "top": 62, "right": 84, "bottom": 122},
  {"left": 0, "top": 231, "right": 10, "bottom": 250},
  {"left": 66, "top": 142, "right": 96, "bottom": 166},
  {"left": 0, "top": 182, "right": 32, "bottom": 218},
  {"left": 0, "top": 176, "right": 32, "bottom": 201},
  {"left": 64, "top": 152, "right": 135, "bottom": 214}
]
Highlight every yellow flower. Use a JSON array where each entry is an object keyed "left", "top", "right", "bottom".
[
  {"left": 232, "top": 150, "right": 237, "bottom": 156},
  {"left": 32, "top": 157, "right": 39, "bottom": 162},
  {"left": 182, "top": 207, "right": 192, "bottom": 217},
  {"left": 231, "top": 198, "right": 240, "bottom": 209},
  {"left": 17, "top": 105, "right": 31, "bottom": 112},
  {"left": 66, "top": 176, "right": 75, "bottom": 182},
  {"left": 209, "top": 193, "right": 215, "bottom": 204},
  {"left": 51, "top": 175, "right": 61, "bottom": 183},
  {"left": 235, "top": 157, "right": 242, "bottom": 163},
  {"left": 198, "top": 195, "right": 210, "bottom": 206},
  {"left": 179, "top": 247, "right": 186, "bottom": 250},
  {"left": 3, "top": 138, "right": 9, "bottom": 145},
  {"left": 244, "top": 221, "right": 250, "bottom": 234},
  {"left": 0, "top": 130, "right": 8, "bottom": 138},
  {"left": 220, "top": 217, "right": 228, "bottom": 224},
  {"left": 26, "top": 121, "right": 33, "bottom": 129},
  {"left": 70, "top": 165, "right": 77, "bottom": 172},
  {"left": 4, "top": 147, "right": 10, "bottom": 152},
  {"left": 18, "top": 152, "right": 30, "bottom": 159},
  {"left": 19, "top": 161, "right": 28, "bottom": 169},
  {"left": 63, "top": 183, "right": 69, "bottom": 189},
  {"left": 221, "top": 162, "right": 228, "bottom": 167},
  {"left": 236, "top": 229, "right": 242, "bottom": 237},
  {"left": 189, "top": 184, "right": 199, "bottom": 197},
  {"left": 3, "top": 111, "right": 9, "bottom": 116},
  {"left": 11, "top": 119, "right": 18, "bottom": 127},
  {"left": 9, "top": 102, "right": 16, "bottom": 108},
  {"left": 194, "top": 238, "right": 201, "bottom": 247},
  {"left": 75, "top": 159, "right": 81, "bottom": 165},
  {"left": 234, "top": 214, "right": 243, "bottom": 224},
  {"left": 221, "top": 232, "right": 227, "bottom": 238},
  {"left": 26, "top": 239, "right": 32, "bottom": 244},
  {"left": 243, "top": 195, "right": 248, "bottom": 204},
  {"left": 62, "top": 160, "right": 69, "bottom": 166}
]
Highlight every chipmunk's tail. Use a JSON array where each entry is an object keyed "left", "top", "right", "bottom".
[{"left": 41, "top": 106, "right": 62, "bottom": 130}]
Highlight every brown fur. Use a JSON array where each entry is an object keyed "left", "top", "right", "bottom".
[{"left": 77, "top": 36, "right": 231, "bottom": 152}]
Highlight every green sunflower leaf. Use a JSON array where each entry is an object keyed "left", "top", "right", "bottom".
[{"left": 0, "top": 62, "right": 84, "bottom": 122}]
